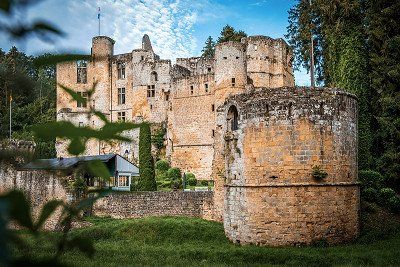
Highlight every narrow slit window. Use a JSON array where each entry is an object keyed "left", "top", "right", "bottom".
[
  {"left": 231, "top": 78, "right": 236, "bottom": 87},
  {"left": 205, "top": 83, "right": 209, "bottom": 93},
  {"left": 190, "top": 85, "right": 194, "bottom": 95}
]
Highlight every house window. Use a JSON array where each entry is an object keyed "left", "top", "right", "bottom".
[
  {"left": 231, "top": 78, "right": 236, "bottom": 87},
  {"left": 212, "top": 130, "right": 215, "bottom": 137},
  {"left": 190, "top": 85, "right": 194, "bottom": 95},
  {"left": 223, "top": 56, "right": 227, "bottom": 59},
  {"left": 141, "top": 55, "right": 144, "bottom": 61},
  {"left": 117, "top": 111, "right": 126, "bottom": 122},
  {"left": 165, "top": 92, "right": 169, "bottom": 101},
  {"left": 205, "top": 83, "right": 209, "bottom": 93},
  {"left": 151, "top": 71, "right": 158, "bottom": 82},
  {"left": 147, "top": 85, "right": 155, "bottom": 97},
  {"left": 77, "top": 60, "right": 87, "bottom": 84},
  {"left": 227, "top": 105, "right": 239, "bottom": 131},
  {"left": 212, "top": 104, "right": 215, "bottom": 112},
  {"left": 77, "top": 92, "right": 88, "bottom": 108},
  {"left": 118, "top": 87, "right": 126, "bottom": 105},
  {"left": 117, "top": 62, "right": 126, "bottom": 80},
  {"left": 118, "top": 175, "right": 130, "bottom": 187}
]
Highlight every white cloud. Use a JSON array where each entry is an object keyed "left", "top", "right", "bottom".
[{"left": 66, "top": 0, "right": 200, "bottom": 60}]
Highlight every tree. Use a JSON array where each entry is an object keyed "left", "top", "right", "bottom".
[
  {"left": 138, "top": 123, "right": 157, "bottom": 191},
  {"left": 366, "top": 0, "right": 400, "bottom": 191},
  {"left": 217, "top": 25, "right": 247, "bottom": 43},
  {"left": 286, "top": 0, "right": 373, "bottom": 170},
  {"left": 201, "top": 36, "right": 216, "bottom": 58}
]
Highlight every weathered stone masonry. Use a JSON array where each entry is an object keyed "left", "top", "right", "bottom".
[
  {"left": 215, "top": 87, "right": 359, "bottom": 246},
  {"left": 93, "top": 191, "right": 216, "bottom": 221}
]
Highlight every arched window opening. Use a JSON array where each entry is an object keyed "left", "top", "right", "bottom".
[
  {"left": 151, "top": 71, "right": 158, "bottom": 82},
  {"left": 227, "top": 105, "right": 239, "bottom": 131}
]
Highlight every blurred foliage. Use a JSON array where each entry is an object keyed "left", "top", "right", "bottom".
[
  {"left": 0, "top": 0, "right": 142, "bottom": 265},
  {"left": 201, "top": 36, "right": 215, "bottom": 58},
  {"left": 151, "top": 126, "right": 166, "bottom": 150}
]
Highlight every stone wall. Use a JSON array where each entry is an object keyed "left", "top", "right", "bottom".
[
  {"left": 0, "top": 165, "right": 71, "bottom": 230},
  {"left": 215, "top": 87, "right": 360, "bottom": 246},
  {"left": 93, "top": 191, "right": 217, "bottom": 221}
]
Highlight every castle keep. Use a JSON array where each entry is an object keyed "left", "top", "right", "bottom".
[{"left": 56, "top": 34, "right": 359, "bottom": 245}]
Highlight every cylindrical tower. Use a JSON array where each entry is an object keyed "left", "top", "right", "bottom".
[
  {"left": 214, "top": 41, "right": 247, "bottom": 106},
  {"left": 92, "top": 36, "right": 115, "bottom": 58},
  {"left": 215, "top": 87, "right": 359, "bottom": 246}
]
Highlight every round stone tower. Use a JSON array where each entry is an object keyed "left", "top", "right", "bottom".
[
  {"left": 215, "top": 87, "right": 359, "bottom": 246},
  {"left": 92, "top": 36, "right": 115, "bottom": 58},
  {"left": 214, "top": 41, "right": 247, "bottom": 106}
]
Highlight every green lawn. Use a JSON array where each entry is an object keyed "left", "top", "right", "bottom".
[{"left": 11, "top": 204, "right": 400, "bottom": 266}]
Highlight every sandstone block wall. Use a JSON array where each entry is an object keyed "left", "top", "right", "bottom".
[
  {"left": 93, "top": 191, "right": 217, "bottom": 221},
  {"left": 0, "top": 165, "right": 71, "bottom": 230},
  {"left": 215, "top": 87, "right": 360, "bottom": 246}
]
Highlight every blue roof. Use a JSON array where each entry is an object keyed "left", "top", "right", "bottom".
[{"left": 21, "top": 154, "right": 119, "bottom": 170}]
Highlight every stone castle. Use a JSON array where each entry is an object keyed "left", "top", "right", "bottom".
[{"left": 56, "top": 34, "right": 360, "bottom": 246}]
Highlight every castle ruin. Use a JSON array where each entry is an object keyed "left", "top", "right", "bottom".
[{"left": 56, "top": 34, "right": 359, "bottom": 246}]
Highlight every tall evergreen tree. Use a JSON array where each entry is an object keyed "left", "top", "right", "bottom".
[
  {"left": 201, "top": 36, "right": 216, "bottom": 58},
  {"left": 138, "top": 123, "right": 157, "bottom": 191},
  {"left": 286, "top": 0, "right": 373, "bottom": 170},
  {"left": 217, "top": 25, "right": 247, "bottom": 43},
  {"left": 366, "top": 0, "right": 400, "bottom": 191}
]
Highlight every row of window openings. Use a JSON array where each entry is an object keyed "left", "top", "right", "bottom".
[{"left": 77, "top": 60, "right": 157, "bottom": 82}]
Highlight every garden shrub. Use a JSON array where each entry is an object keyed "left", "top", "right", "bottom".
[
  {"left": 200, "top": 180, "right": 209, "bottom": 186},
  {"left": 358, "top": 170, "right": 384, "bottom": 190},
  {"left": 388, "top": 196, "right": 400, "bottom": 214},
  {"left": 166, "top": 168, "right": 182, "bottom": 181},
  {"left": 186, "top": 173, "right": 197, "bottom": 186},
  {"left": 155, "top": 160, "right": 170, "bottom": 172},
  {"left": 380, "top": 188, "right": 396, "bottom": 202},
  {"left": 362, "top": 188, "right": 378, "bottom": 202},
  {"left": 171, "top": 179, "right": 182, "bottom": 190}
]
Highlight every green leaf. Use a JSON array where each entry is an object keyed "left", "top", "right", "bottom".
[
  {"left": 68, "top": 138, "right": 86, "bottom": 155},
  {"left": 66, "top": 236, "right": 95, "bottom": 258},
  {"left": 58, "top": 83, "right": 86, "bottom": 106},
  {"left": 93, "top": 111, "right": 109, "bottom": 124},
  {"left": 3, "top": 190, "right": 34, "bottom": 230},
  {"left": 34, "top": 200, "right": 63, "bottom": 231},
  {"left": 84, "top": 160, "right": 110, "bottom": 182},
  {"left": 32, "top": 21, "right": 63, "bottom": 36},
  {"left": 34, "top": 54, "right": 91, "bottom": 67},
  {"left": 0, "top": 0, "right": 11, "bottom": 12}
]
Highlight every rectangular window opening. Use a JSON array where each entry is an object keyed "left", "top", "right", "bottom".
[
  {"left": 77, "top": 60, "right": 87, "bottom": 84},
  {"left": 212, "top": 104, "right": 215, "bottom": 112},
  {"left": 205, "top": 83, "right": 208, "bottom": 93},
  {"left": 118, "top": 87, "right": 126, "bottom": 105},
  {"left": 117, "top": 62, "right": 126, "bottom": 80},
  {"left": 117, "top": 111, "right": 126, "bottom": 122},
  {"left": 231, "top": 78, "right": 236, "bottom": 87}
]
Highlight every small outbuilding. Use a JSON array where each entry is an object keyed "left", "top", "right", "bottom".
[{"left": 21, "top": 154, "right": 138, "bottom": 191}]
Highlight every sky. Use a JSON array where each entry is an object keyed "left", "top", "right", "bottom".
[{"left": 0, "top": 0, "right": 309, "bottom": 85}]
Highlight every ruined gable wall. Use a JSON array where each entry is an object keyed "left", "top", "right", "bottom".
[
  {"left": 131, "top": 52, "right": 171, "bottom": 123},
  {"left": 176, "top": 57, "right": 214, "bottom": 76}
]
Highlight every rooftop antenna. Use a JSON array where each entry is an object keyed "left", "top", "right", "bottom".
[
  {"left": 309, "top": 0, "right": 315, "bottom": 88},
  {"left": 98, "top": 7, "right": 101, "bottom": 36}
]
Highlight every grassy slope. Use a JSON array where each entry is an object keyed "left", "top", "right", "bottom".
[{"left": 16, "top": 204, "right": 400, "bottom": 266}]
